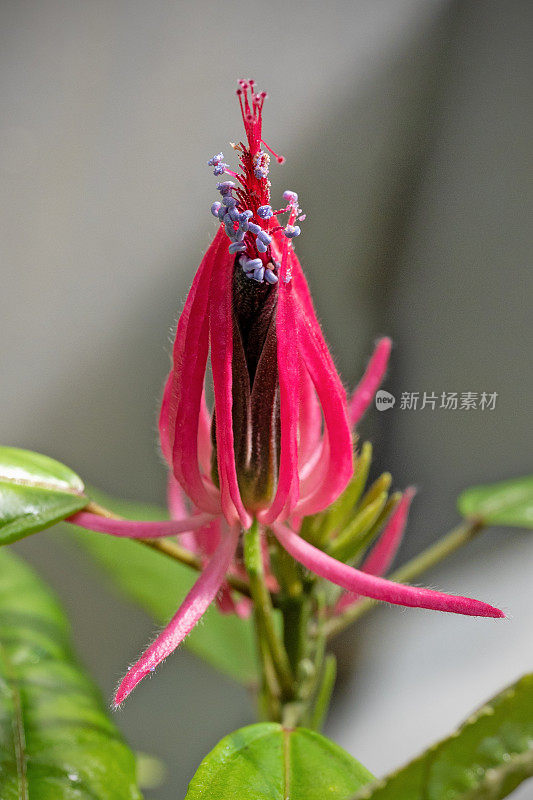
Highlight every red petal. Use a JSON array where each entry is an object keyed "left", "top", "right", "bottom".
[
  {"left": 209, "top": 241, "right": 252, "bottom": 528},
  {"left": 161, "top": 229, "right": 226, "bottom": 513},
  {"left": 335, "top": 487, "right": 415, "bottom": 614},
  {"left": 293, "top": 306, "right": 353, "bottom": 516},
  {"left": 69, "top": 510, "right": 215, "bottom": 538},
  {"left": 348, "top": 337, "right": 392, "bottom": 428},
  {"left": 259, "top": 281, "right": 300, "bottom": 524},
  {"left": 114, "top": 522, "right": 240, "bottom": 705},
  {"left": 271, "top": 522, "right": 505, "bottom": 618}
]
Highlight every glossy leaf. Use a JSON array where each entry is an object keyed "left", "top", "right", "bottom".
[
  {"left": 458, "top": 475, "right": 533, "bottom": 528},
  {"left": 0, "top": 446, "right": 87, "bottom": 544},
  {"left": 185, "top": 723, "right": 373, "bottom": 800},
  {"left": 353, "top": 673, "right": 533, "bottom": 800},
  {"left": 0, "top": 547, "right": 142, "bottom": 799},
  {"left": 64, "top": 488, "right": 257, "bottom": 685}
]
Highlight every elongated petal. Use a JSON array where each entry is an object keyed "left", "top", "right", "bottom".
[
  {"left": 259, "top": 278, "right": 300, "bottom": 524},
  {"left": 271, "top": 522, "right": 504, "bottom": 617},
  {"left": 114, "top": 522, "right": 240, "bottom": 705},
  {"left": 334, "top": 488, "right": 415, "bottom": 614},
  {"left": 68, "top": 511, "right": 215, "bottom": 538},
  {"left": 159, "top": 371, "right": 174, "bottom": 466},
  {"left": 167, "top": 472, "right": 201, "bottom": 553},
  {"left": 348, "top": 338, "right": 392, "bottom": 428},
  {"left": 209, "top": 244, "right": 252, "bottom": 528},
  {"left": 198, "top": 389, "right": 213, "bottom": 478},
  {"left": 360, "top": 487, "right": 415, "bottom": 577},
  {"left": 167, "top": 472, "right": 187, "bottom": 519},
  {"left": 297, "top": 361, "right": 323, "bottom": 474},
  {"left": 293, "top": 307, "right": 353, "bottom": 516},
  {"left": 160, "top": 229, "right": 225, "bottom": 513}
]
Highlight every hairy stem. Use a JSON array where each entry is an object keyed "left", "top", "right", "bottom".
[{"left": 325, "top": 519, "right": 485, "bottom": 638}]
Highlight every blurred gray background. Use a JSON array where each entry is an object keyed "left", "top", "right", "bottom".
[{"left": 2, "top": 0, "right": 532, "bottom": 797}]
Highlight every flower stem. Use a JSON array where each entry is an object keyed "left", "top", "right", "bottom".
[
  {"left": 83, "top": 501, "right": 253, "bottom": 599},
  {"left": 309, "top": 654, "right": 337, "bottom": 731},
  {"left": 324, "top": 519, "right": 485, "bottom": 638},
  {"left": 244, "top": 520, "right": 294, "bottom": 701}
]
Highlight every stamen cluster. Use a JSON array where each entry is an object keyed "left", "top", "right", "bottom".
[{"left": 206, "top": 81, "right": 304, "bottom": 284}]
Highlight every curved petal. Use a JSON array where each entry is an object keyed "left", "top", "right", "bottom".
[
  {"left": 198, "top": 388, "right": 213, "bottom": 478},
  {"left": 161, "top": 228, "right": 226, "bottom": 513},
  {"left": 360, "top": 487, "right": 415, "bottom": 577},
  {"left": 114, "top": 522, "right": 240, "bottom": 705},
  {"left": 334, "top": 487, "right": 415, "bottom": 614},
  {"left": 167, "top": 472, "right": 203, "bottom": 553},
  {"left": 348, "top": 338, "right": 392, "bottom": 428},
  {"left": 209, "top": 244, "right": 252, "bottom": 528},
  {"left": 167, "top": 472, "right": 187, "bottom": 519},
  {"left": 259, "top": 277, "right": 300, "bottom": 524},
  {"left": 68, "top": 511, "right": 215, "bottom": 539},
  {"left": 297, "top": 362, "right": 323, "bottom": 474},
  {"left": 271, "top": 522, "right": 504, "bottom": 618},
  {"left": 293, "top": 306, "right": 353, "bottom": 517}
]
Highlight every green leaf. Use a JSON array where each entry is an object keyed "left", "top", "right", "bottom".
[
  {"left": 0, "top": 547, "right": 142, "bottom": 799},
  {"left": 458, "top": 476, "right": 533, "bottom": 528},
  {"left": 352, "top": 673, "right": 533, "bottom": 800},
  {"left": 0, "top": 446, "right": 87, "bottom": 544},
  {"left": 64, "top": 487, "right": 257, "bottom": 686},
  {"left": 185, "top": 723, "right": 373, "bottom": 800}
]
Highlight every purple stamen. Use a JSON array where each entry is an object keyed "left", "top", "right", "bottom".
[
  {"left": 216, "top": 181, "right": 235, "bottom": 195},
  {"left": 256, "top": 239, "right": 268, "bottom": 253},
  {"left": 283, "top": 224, "right": 301, "bottom": 238},
  {"left": 207, "top": 152, "right": 224, "bottom": 167},
  {"left": 264, "top": 268, "right": 278, "bottom": 284},
  {"left": 229, "top": 242, "right": 246, "bottom": 253},
  {"left": 257, "top": 205, "right": 273, "bottom": 219},
  {"left": 213, "top": 163, "right": 230, "bottom": 176},
  {"left": 211, "top": 201, "right": 222, "bottom": 217},
  {"left": 283, "top": 190, "right": 298, "bottom": 205}
]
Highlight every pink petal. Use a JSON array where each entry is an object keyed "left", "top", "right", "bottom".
[
  {"left": 269, "top": 229, "right": 352, "bottom": 515},
  {"left": 68, "top": 510, "right": 215, "bottom": 539},
  {"left": 271, "top": 522, "right": 505, "bottom": 618},
  {"left": 159, "top": 371, "right": 174, "bottom": 466},
  {"left": 208, "top": 241, "right": 252, "bottom": 528},
  {"left": 297, "top": 361, "right": 323, "bottom": 475},
  {"left": 167, "top": 472, "right": 203, "bottom": 553},
  {"left": 348, "top": 337, "right": 392, "bottom": 428},
  {"left": 259, "top": 278, "right": 300, "bottom": 524},
  {"left": 293, "top": 306, "right": 353, "bottom": 517},
  {"left": 114, "top": 522, "right": 240, "bottom": 705},
  {"left": 361, "top": 487, "right": 415, "bottom": 577},
  {"left": 160, "top": 229, "right": 225, "bottom": 514},
  {"left": 334, "top": 487, "right": 415, "bottom": 614},
  {"left": 198, "top": 388, "right": 213, "bottom": 478},
  {"left": 167, "top": 472, "right": 186, "bottom": 519}
]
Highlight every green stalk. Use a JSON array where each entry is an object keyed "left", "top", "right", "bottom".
[
  {"left": 244, "top": 521, "right": 294, "bottom": 700},
  {"left": 325, "top": 519, "right": 486, "bottom": 638},
  {"left": 309, "top": 655, "right": 337, "bottom": 731}
]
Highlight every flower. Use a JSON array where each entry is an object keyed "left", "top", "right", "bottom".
[{"left": 68, "top": 82, "right": 504, "bottom": 706}]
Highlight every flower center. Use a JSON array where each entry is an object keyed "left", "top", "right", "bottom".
[{"left": 207, "top": 80, "right": 304, "bottom": 284}]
